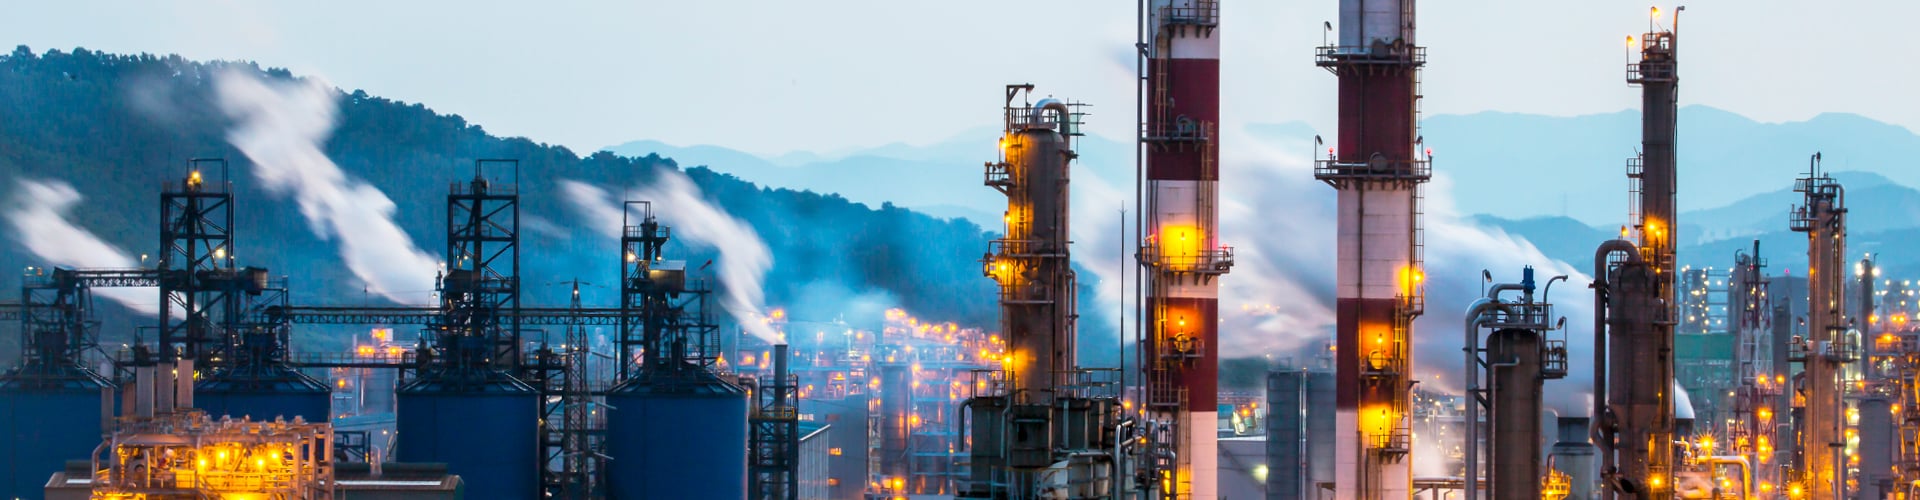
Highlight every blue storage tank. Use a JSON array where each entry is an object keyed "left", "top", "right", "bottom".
[
  {"left": 0, "top": 376, "right": 111, "bottom": 500},
  {"left": 606, "top": 366, "right": 748, "bottom": 499},
  {"left": 195, "top": 367, "right": 331, "bottom": 423},
  {"left": 396, "top": 376, "right": 539, "bottom": 499}
]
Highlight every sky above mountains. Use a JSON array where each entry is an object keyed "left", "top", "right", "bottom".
[{"left": 5, "top": 1, "right": 1919, "bottom": 157}]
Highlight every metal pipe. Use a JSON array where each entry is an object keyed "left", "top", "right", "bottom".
[
  {"left": 1033, "top": 99, "right": 1072, "bottom": 133},
  {"left": 1589, "top": 238, "right": 1640, "bottom": 498},
  {"left": 1463, "top": 297, "right": 1499, "bottom": 500},
  {"left": 1112, "top": 418, "right": 1133, "bottom": 500}
]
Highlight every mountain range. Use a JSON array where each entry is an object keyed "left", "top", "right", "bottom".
[{"left": 5, "top": 46, "right": 1920, "bottom": 371}]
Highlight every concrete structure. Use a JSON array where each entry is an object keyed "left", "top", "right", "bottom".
[{"left": 1138, "top": 2, "right": 1230, "bottom": 498}]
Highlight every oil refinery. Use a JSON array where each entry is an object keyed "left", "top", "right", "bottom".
[{"left": 4, "top": 1, "right": 1920, "bottom": 499}]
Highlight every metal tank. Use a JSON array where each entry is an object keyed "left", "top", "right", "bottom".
[
  {"left": 396, "top": 376, "right": 541, "bottom": 498},
  {"left": 605, "top": 367, "right": 748, "bottom": 499},
  {"left": 1267, "top": 368, "right": 1335, "bottom": 500},
  {"left": 1551, "top": 417, "right": 1598, "bottom": 500},
  {"left": 2, "top": 270, "right": 115, "bottom": 500},
  {"left": 194, "top": 377, "right": 331, "bottom": 423},
  {"left": 0, "top": 377, "right": 111, "bottom": 499}
]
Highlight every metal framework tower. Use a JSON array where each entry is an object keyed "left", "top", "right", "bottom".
[
  {"left": 1788, "top": 154, "right": 1850, "bottom": 499},
  {"left": 1136, "top": 2, "right": 1231, "bottom": 498},
  {"left": 9, "top": 270, "right": 104, "bottom": 386},
  {"left": 396, "top": 159, "right": 540, "bottom": 499},
  {"left": 964, "top": 84, "right": 1118, "bottom": 499},
  {"left": 1591, "top": 10, "right": 1680, "bottom": 499},
  {"left": 604, "top": 199, "right": 746, "bottom": 500},
  {"left": 158, "top": 158, "right": 237, "bottom": 363},
  {"left": 1728, "top": 241, "right": 1780, "bottom": 491},
  {"left": 1315, "top": 1, "right": 1428, "bottom": 498},
  {"left": 616, "top": 201, "right": 720, "bottom": 378},
  {"left": 750, "top": 343, "right": 799, "bottom": 500},
  {"left": 435, "top": 158, "right": 522, "bottom": 377}
]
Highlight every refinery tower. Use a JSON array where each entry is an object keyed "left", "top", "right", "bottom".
[{"left": 1314, "top": 0, "right": 1429, "bottom": 498}]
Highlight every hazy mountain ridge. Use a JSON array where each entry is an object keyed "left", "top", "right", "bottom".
[{"left": 0, "top": 47, "right": 1095, "bottom": 362}]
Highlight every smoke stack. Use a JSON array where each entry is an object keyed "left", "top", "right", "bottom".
[{"left": 773, "top": 343, "right": 790, "bottom": 407}]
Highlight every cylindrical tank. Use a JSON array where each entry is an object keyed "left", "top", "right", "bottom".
[
  {"left": 1489, "top": 328, "right": 1545, "bottom": 500},
  {"left": 605, "top": 367, "right": 747, "bottom": 500},
  {"left": 1858, "top": 397, "right": 1895, "bottom": 499},
  {"left": 0, "top": 379, "right": 111, "bottom": 500},
  {"left": 194, "top": 370, "right": 331, "bottom": 423},
  {"left": 396, "top": 378, "right": 540, "bottom": 499},
  {"left": 998, "top": 120, "right": 1074, "bottom": 403},
  {"left": 1550, "top": 417, "right": 1597, "bottom": 500},
  {"left": 878, "top": 363, "right": 911, "bottom": 484}
]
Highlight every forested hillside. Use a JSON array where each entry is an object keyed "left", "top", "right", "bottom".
[{"left": 0, "top": 46, "right": 1085, "bottom": 358}]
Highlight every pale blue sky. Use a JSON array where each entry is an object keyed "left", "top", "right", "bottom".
[{"left": 4, "top": 1, "right": 1911, "bottom": 156}]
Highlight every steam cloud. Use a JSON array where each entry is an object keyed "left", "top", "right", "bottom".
[
  {"left": 4, "top": 179, "right": 159, "bottom": 315},
  {"left": 561, "top": 171, "right": 781, "bottom": 343},
  {"left": 214, "top": 70, "right": 440, "bottom": 304},
  {"left": 1069, "top": 125, "right": 1600, "bottom": 414}
]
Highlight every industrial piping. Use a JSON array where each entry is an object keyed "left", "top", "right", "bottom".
[{"left": 1590, "top": 238, "right": 1642, "bottom": 498}]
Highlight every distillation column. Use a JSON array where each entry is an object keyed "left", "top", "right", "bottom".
[
  {"left": 1729, "top": 241, "right": 1778, "bottom": 492},
  {"left": 1592, "top": 12, "right": 1679, "bottom": 499},
  {"left": 1467, "top": 269, "right": 1570, "bottom": 500},
  {"left": 1789, "top": 156, "right": 1848, "bottom": 500},
  {"left": 1139, "top": 2, "right": 1229, "bottom": 498},
  {"left": 1315, "top": 0, "right": 1428, "bottom": 498},
  {"left": 1858, "top": 255, "right": 1896, "bottom": 500},
  {"left": 969, "top": 84, "right": 1116, "bottom": 499}
]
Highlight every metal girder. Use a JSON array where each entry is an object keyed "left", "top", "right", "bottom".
[{"left": 272, "top": 306, "right": 624, "bottom": 326}]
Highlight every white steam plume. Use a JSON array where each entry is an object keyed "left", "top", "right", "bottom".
[
  {"left": 561, "top": 172, "right": 781, "bottom": 343},
  {"left": 4, "top": 179, "right": 159, "bottom": 315},
  {"left": 214, "top": 70, "right": 439, "bottom": 304},
  {"left": 1071, "top": 124, "right": 1600, "bottom": 414}
]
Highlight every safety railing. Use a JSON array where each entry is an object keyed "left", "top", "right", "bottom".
[
  {"left": 1315, "top": 44, "right": 1426, "bottom": 67},
  {"left": 1370, "top": 426, "right": 1411, "bottom": 455},
  {"left": 1139, "top": 120, "right": 1212, "bottom": 144},
  {"left": 1313, "top": 158, "right": 1431, "bottom": 185},
  {"left": 1361, "top": 351, "right": 1403, "bottom": 380},
  {"left": 1543, "top": 339, "right": 1570, "bottom": 379},
  {"left": 1157, "top": 0, "right": 1218, "bottom": 27},
  {"left": 1137, "top": 245, "right": 1235, "bottom": 274},
  {"left": 983, "top": 161, "right": 1014, "bottom": 190}
]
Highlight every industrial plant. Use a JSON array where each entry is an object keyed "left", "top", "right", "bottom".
[{"left": 3, "top": 1, "right": 1917, "bottom": 500}]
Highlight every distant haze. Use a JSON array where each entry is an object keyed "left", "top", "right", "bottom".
[{"left": 5, "top": 1, "right": 1918, "bottom": 158}]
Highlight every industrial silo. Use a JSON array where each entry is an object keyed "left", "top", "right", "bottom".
[
  {"left": 196, "top": 330, "right": 330, "bottom": 423},
  {"left": 2, "top": 272, "right": 116, "bottom": 500},
  {"left": 605, "top": 365, "right": 748, "bottom": 499},
  {"left": 396, "top": 374, "right": 541, "bottom": 498},
  {"left": 604, "top": 202, "right": 749, "bottom": 499},
  {"left": 0, "top": 373, "right": 111, "bottom": 499}
]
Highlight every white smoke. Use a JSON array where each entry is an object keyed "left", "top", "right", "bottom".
[
  {"left": 214, "top": 70, "right": 439, "bottom": 305},
  {"left": 1069, "top": 127, "right": 1341, "bottom": 363},
  {"left": 561, "top": 172, "right": 781, "bottom": 343},
  {"left": 1417, "top": 174, "right": 1597, "bottom": 414},
  {"left": 1067, "top": 123, "right": 1601, "bottom": 412},
  {"left": 4, "top": 179, "right": 159, "bottom": 315}
]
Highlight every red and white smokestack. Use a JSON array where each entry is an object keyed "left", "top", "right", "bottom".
[
  {"left": 1317, "top": 0, "right": 1427, "bottom": 498},
  {"left": 1141, "top": 1, "right": 1227, "bottom": 498}
]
